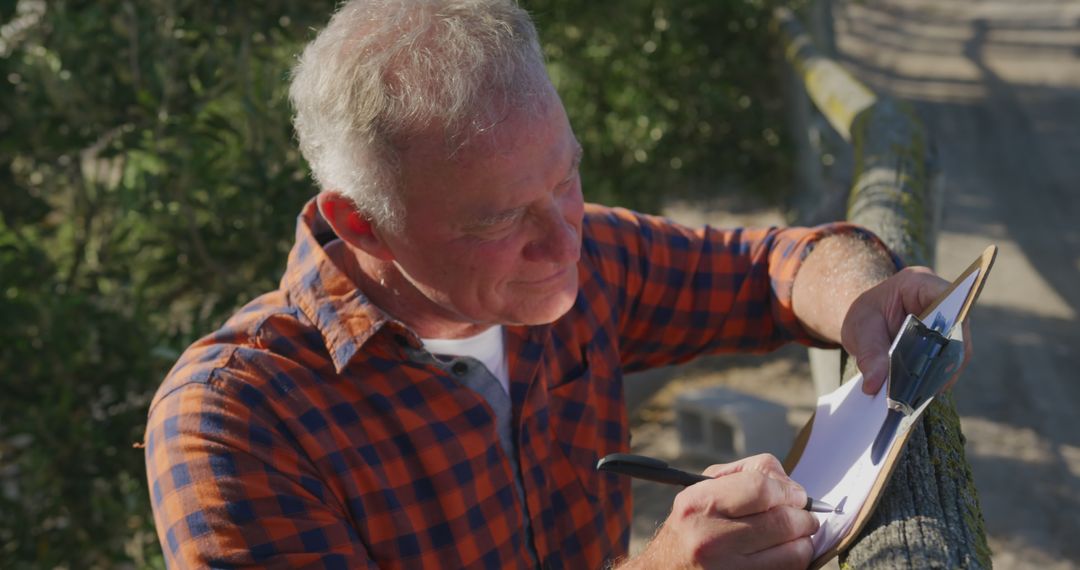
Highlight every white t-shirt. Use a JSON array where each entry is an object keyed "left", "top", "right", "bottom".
[{"left": 421, "top": 325, "right": 510, "bottom": 394}]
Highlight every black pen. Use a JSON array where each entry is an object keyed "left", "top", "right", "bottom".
[{"left": 596, "top": 453, "right": 836, "bottom": 513}]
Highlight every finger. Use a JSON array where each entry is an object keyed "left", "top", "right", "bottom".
[
  {"left": 703, "top": 454, "right": 788, "bottom": 480},
  {"left": 697, "top": 470, "right": 808, "bottom": 518},
  {"left": 741, "top": 536, "right": 815, "bottom": 570},
  {"left": 899, "top": 267, "right": 949, "bottom": 316},
  {"left": 730, "top": 506, "right": 820, "bottom": 555},
  {"left": 702, "top": 462, "right": 736, "bottom": 479},
  {"left": 845, "top": 315, "right": 892, "bottom": 395},
  {"left": 858, "top": 351, "right": 890, "bottom": 395}
]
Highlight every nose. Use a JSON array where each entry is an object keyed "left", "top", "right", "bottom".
[{"left": 522, "top": 200, "right": 582, "bottom": 264}]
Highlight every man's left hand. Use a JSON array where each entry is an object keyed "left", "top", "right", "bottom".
[{"left": 841, "top": 266, "right": 973, "bottom": 394}]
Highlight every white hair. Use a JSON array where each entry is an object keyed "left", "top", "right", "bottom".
[{"left": 289, "top": 0, "right": 549, "bottom": 232}]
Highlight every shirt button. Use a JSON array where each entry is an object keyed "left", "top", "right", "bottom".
[{"left": 451, "top": 362, "right": 468, "bottom": 375}]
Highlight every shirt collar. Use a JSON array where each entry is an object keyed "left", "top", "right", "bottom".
[
  {"left": 280, "top": 198, "right": 556, "bottom": 375},
  {"left": 281, "top": 198, "right": 410, "bottom": 373}
]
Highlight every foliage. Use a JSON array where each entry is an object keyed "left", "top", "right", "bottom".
[
  {"left": 0, "top": 0, "right": 793, "bottom": 566},
  {"left": 1, "top": 1, "right": 334, "bottom": 566},
  {"left": 529, "top": 0, "right": 793, "bottom": 211}
]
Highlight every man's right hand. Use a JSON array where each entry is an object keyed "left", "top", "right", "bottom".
[{"left": 622, "top": 454, "right": 818, "bottom": 569}]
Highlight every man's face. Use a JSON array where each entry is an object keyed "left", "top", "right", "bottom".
[{"left": 379, "top": 89, "right": 585, "bottom": 329}]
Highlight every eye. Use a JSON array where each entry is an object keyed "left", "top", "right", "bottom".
[
  {"left": 488, "top": 218, "right": 517, "bottom": 232},
  {"left": 556, "top": 171, "right": 580, "bottom": 194},
  {"left": 473, "top": 215, "right": 520, "bottom": 240}
]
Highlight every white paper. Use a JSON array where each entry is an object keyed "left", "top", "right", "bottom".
[{"left": 790, "top": 269, "right": 980, "bottom": 559}]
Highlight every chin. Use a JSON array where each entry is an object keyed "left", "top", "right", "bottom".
[
  {"left": 533, "top": 296, "right": 577, "bottom": 324},
  {"left": 502, "top": 270, "right": 579, "bottom": 325},
  {"left": 517, "top": 285, "right": 578, "bottom": 325}
]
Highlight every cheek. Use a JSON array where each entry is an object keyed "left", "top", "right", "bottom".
[
  {"left": 452, "top": 241, "right": 523, "bottom": 286},
  {"left": 562, "top": 182, "right": 586, "bottom": 226},
  {"left": 481, "top": 244, "right": 524, "bottom": 278}
]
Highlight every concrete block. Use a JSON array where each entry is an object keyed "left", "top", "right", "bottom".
[{"left": 675, "top": 386, "right": 793, "bottom": 461}]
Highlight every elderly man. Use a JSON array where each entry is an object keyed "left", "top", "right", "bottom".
[{"left": 144, "top": 0, "right": 952, "bottom": 568}]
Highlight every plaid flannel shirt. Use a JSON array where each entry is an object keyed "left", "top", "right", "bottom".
[{"left": 145, "top": 199, "right": 883, "bottom": 569}]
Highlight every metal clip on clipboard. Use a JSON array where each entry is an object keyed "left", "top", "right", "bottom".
[{"left": 870, "top": 313, "right": 966, "bottom": 465}]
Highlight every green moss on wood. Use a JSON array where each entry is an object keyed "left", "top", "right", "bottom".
[
  {"left": 848, "top": 100, "right": 934, "bottom": 265},
  {"left": 924, "top": 396, "right": 994, "bottom": 566}
]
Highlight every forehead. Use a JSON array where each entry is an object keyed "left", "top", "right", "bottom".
[
  {"left": 395, "top": 89, "right": 575, "bottom": 212},
  {"left": 399, "top": 86, "right": 565, "bottom": 164}
]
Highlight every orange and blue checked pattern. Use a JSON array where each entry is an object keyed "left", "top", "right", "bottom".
[{"left": 145, "top": 200, "right": 887, "bottom": 568}]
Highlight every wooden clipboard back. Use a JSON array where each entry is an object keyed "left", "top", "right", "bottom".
[{"left": 784, "top": 245, "right": 997, "bottom": 569}]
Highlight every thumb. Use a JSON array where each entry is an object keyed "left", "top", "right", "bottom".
[
  {"left": 849, "top": 325, "right": 892, "bottom": 395},
  {"left": 857, "top": 349, "right": 889, "bottom": 395}
]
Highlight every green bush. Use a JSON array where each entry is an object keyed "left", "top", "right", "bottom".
[
  {"left": 0, "top": 0, "right": 793, "bottom": 566},
  {"left": 530, "top": 0, "right": 794, "bottom": 211}
]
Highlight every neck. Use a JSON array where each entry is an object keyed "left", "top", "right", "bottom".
[{"left": 344, "top": 247, "right": 494, "bottom": 340}]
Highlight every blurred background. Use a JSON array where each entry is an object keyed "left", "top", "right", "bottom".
[
  {"left": 0, "top": 0, "right": 796, "bottom": 566},
  {"left": 1, "top": 0, "right": 1078, "bottom": 568}
]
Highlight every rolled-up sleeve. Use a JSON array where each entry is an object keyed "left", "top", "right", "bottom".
[{"left": 580, "top": 205, "right": 895, "bottom": 372}]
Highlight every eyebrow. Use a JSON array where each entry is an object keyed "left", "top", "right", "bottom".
[
  {"left": 464, "top": 206, "right": 527, "bottom": 230},
  {"left": 568, "top": 141, "right": 584, "bottom": 176}
]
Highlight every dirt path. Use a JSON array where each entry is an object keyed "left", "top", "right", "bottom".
[
  {"left": 832, "top": 1, "right": 1080, "bottom": 566},
  {"left": 627, "top": 2, "right": 1080, "bottom": 567}
]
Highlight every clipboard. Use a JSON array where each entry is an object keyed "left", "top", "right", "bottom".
[{"left": 783, "top": 245, "right": 997, "bottom": 569}]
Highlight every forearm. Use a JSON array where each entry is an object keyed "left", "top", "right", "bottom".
[
  {"left": 592, "top": 208, "right": 838, "bottom": 368},
  {"left": 791, "top": 234, "right": 897, "bottom": 344}
]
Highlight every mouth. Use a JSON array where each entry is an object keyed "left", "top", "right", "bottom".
[{"left": 518, "top": 266, "right": 572, "bottom": 287}]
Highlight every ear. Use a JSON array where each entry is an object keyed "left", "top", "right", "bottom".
[{"left": 316, "top": 191, "right": 396, "bottom": 261}]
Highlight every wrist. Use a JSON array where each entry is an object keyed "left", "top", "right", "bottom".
[
  {"left": 793, "top": 233, "right": 896, "bottom": 343},
  {"left": 614, "top": 526, "right": 686, "bottom": 570}
]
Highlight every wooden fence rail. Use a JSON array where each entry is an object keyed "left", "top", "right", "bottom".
[{"left": 774, "top": 6, "right": 991, "bottom": 568}]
